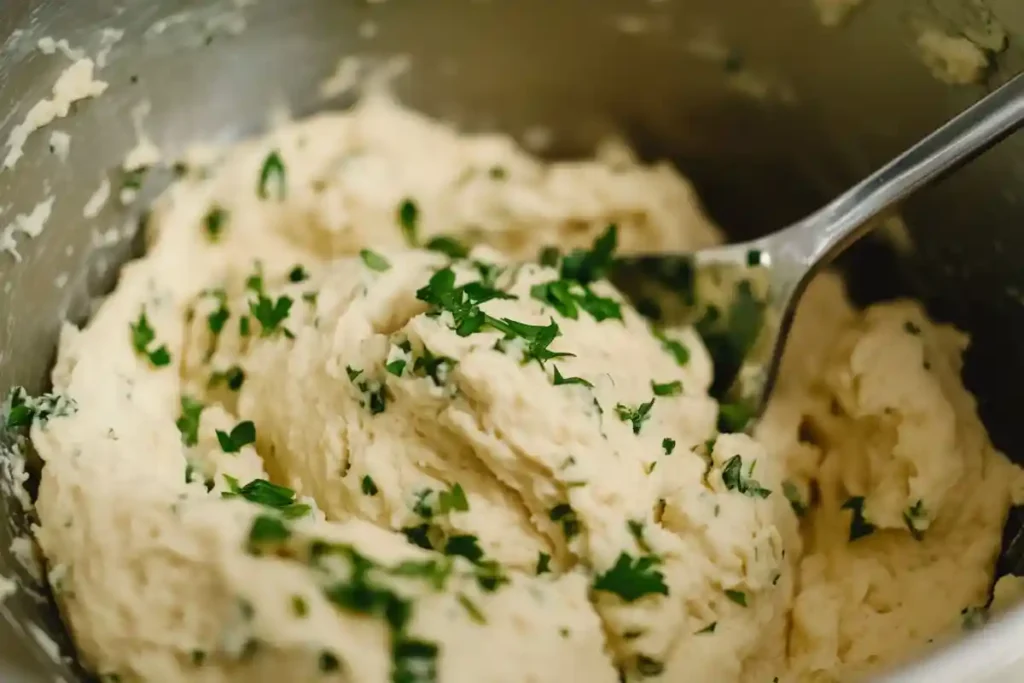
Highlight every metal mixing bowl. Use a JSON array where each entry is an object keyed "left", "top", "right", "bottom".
[{"left": 2, "top": 0, "right": 1024, "bottom": 680}]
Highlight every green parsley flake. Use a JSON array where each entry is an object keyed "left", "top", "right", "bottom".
[
  {"left": 654, "top": 329, "right": 690, "bottom": 367},
  {"left": 616, "top": 399, "right": 655, "bottom": 435},
  {"left": 559, "top": 224, "right": 617, "bottom": 286},
  {"left": 292, "top": 595, "right": 309, "bottom": 617},
  {"left": 415, "top": 267, "right": 518, "bottom": 338},
  {"left": 457, "top": 593, "right": 487, "bottom": 625},
  {"left": 651, "top": 380, "right": 683, "bottom": 397},
  {"left": 438, "top": 483, "right": 470, "bottom": 513},
  {"left": 176, "top": 396, "right": 204, "bottom": 447},
  {"left": 592, "top": 552, "right": 669, "bottom": 603},
  {"left": 782, "top": 481, "right": 807, "bottom": 517},
  {"left": 530, "top": 279, "right": 622, "bottom": 323},
  {"left": 662, "top": 438, "right": 676, "bottom": 455},
  {"left": 209, "top": 365, "right": 246, "bottom": 391},
  {"left": 718, "top": 400, "right": 757, "bottom": 433},
  {"left": 425, "top": 235, "right": 469, "bottom": 259},
  {"left": 386, "top": 359, "right": 407, "bottom": 377},
  {"left": 224, "top": 477, "right": 310, "bottom": 518},
  {"left": 206, "top": 290, "right": 230, "bottom": 337},
  {"left": 361, "top": 475, "right": 379, "bottom": 496},
  {"left": 257, "top": 151, "right": 286, "bottom": 200},
  {"left": 842, "top": 496, "right": 876, "bottom": 541},
  {"left": 398, "top": 198, "right": 419, "bottom": 245},
  {"left": 721, "top": 455, "right": 771, "bottom": 498},
  {"left": 549, "top": 503, "right": 581, "bottom": 539},
  {"left": 360, "top": 249, "right": 391, "bottom": 272},
  {"left": 536, "top": 552, "right": 551, "bottom": 575},
  {"left": 392, "top": 638, "right": 438, "bottom": 683},
  {"left": 724, "top": 589, "right": 747, "bottom": 607},
  {"left": 122, "top": 166, "right": 147, "bottom": 191},
  {"left": 247, "top": 514, "right": 291, "bottom": 548},
  {"left": 5, "top": 387, "right": 77, "bottom": 430},
  {"left": 553, "top": 366, "right": 593, "bottom": 388},
  {"left": 288, "top": 265, "right": 310, "bottom": 283},
  {"left": 130, "top": 310, "right": 172, "bottom": 368},
  {"left": 319, "top": 651, "right": 341, "bottom": 673},
  {"left": 250, "top": 292, "right": 293, "bottom": 338},
  {"left": 538, "top": 246, "right": 560, "bottom": 267},
  {"left": 204, "top": 206, "right": 227, "bottom": 241},
  {"left": 696, "top": 622, "right": 717, "bottom": 634},
  {"left": 216, "top": 420, "right": 257, "bottom": 453}
]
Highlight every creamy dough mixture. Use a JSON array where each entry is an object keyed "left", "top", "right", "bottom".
[{"left": 14, "top": 96, "right": 1024, "bottom": 682}]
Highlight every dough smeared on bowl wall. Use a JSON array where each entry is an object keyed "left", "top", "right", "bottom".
[{"left": 10, "top": 96, "right": 1024, "bottom": 683}]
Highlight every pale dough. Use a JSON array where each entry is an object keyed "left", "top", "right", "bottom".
[{"left": 22, "top": 96, "right": 1024, "bottom": 683}]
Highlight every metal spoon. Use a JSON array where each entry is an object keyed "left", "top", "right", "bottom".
[{"left": 615, "top": 72, "right": 1024, "bottom": 428}]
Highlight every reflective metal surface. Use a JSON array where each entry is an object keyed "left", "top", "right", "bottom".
[{"left": 1, "top": 0, "right": 1024, "bottom": 680}]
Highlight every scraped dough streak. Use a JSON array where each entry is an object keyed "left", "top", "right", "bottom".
[{"left": 29, "top": 96, "right": 1024, "bottom": 683}]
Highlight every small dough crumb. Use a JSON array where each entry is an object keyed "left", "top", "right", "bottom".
[
  {"left": 0, "top": 197, "right": 56, "bottom": 261},
  {"left": 918, "top": 28, "right": 990, "bottom": 85},
  {"left": 83, "top": 178, "right": 111, "bottom": 219}
]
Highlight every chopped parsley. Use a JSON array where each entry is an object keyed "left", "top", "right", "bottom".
[
  {"left": 696, "top": 622, "right": 717, "bottom": 634},
  {"left": 362, "top": 475, "right": 379, "bottom": 496},
  {"left": 442, "top": 535, "right": 507, "bottom": 592},
  {"left": 536, "top": 552, "right": 551, "bottom": 575},
  {"left": 904, "top": 499, "right": 927, "bottom": 541},
  {"left": 292, "top": 595, "right": 309, "bottom": 617},
  {"left": 842, "top": 496, "right": 876, "bottom": 541},
  {"left": 5, "top": 387, "right": 76, "bottom": 429},
  {"left": 130, "top": 310, "right": 172, "bottom": 368},
  {"left": 549, "top": 503, "right": 581, "bottom": 539},
  {"left": 592, "top": 552, "right": 669, "bottom": 603},
  {"left": 438, "top": 483, "right": 469, "bottom": 513},
  {"left": 661, "top": 438, "right": 676, "bottom": 456},
  {"left": 651, "top": 380, "right": 682, "bottom": 397},
  {"left": 457, "top": 594, "right": 487, "bottom": 624},
  {"left": 257, "top": 151, "right": 286, "bottom": 200},
  {"left": 122, "top": 166, "right": 147, "bottom": 191},
  {"left": 412, "top": 489, "right": 435, "bottom": 519},
  {"left": 654, "top": 330, "right": 690, "bottom": 367},
  {"left": 552, "top": 366, "right": 593, "bottom": 388},
  {"left": 782, "top": 481, "right": 807, "bottom": 517},
  {"left": 559, "top": 224, "right": 617, "bottom": 285},
  {"left": 616, "top": 399, "right": 655, "bottom": 435},
  {"left": 360, "top": 249, "right": 391, "bottom": 272},
  {"left": 718, "top": 400, "right": 757, "bottom": 433},
  {"left": 216, "top": 420, "right": 257, "bottom": 453},
  {"left": 721, "top": 455, "right": 771, "bottom": 498},
  {"left": 398, "top": 198, "right": 419, "bottom": 245},
  {"left": 904, "top": 320, "right": 922, "bottom": 336},
  {"left": 203, "top": 206, "right": 227, "bottom": 241},
  {"left": 209, "top": 365, "right": 246, "bottom": 391},
  {"left": 530, "top": 279, "right": 622, "bottom": 323},
  {"left": 425, "top": 235, "right": 469, "bottom": 259},
  {"left": 249, "top": 291, "right": 293, "bottom": 338},
  {"left": 288, "top": 265, "right": 310, "bottom": 283},
  {"left": 386, "top": 359, "right": 407, "bottom": 377},
  {"left": 415, "top": 267, "right": 515, "bottom": 337},
  {"left": 176, "top": 396, "right": 204, "bottom": 447},
  {"left": 499, "top": 319, "right": 574, "bottom": 367},
  {"left": 392, "top": 638, "right": 438, "bottom": 683},
  {"left": 224, "top": 477, "right": 310, "bottom": 519},
  {"left": 247, "top": 514, "right": 291, "bottom": 547},
  {"left": 724, "top": 589, "right": 747, "bottom": 607}
]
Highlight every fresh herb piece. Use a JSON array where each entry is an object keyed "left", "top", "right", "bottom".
[
  {"left": 661, "top": 438, "right": 676, "bottom": 456},
  {"left": 575, "top": 288, "right": 622, "bottom": 322},
  {"left": 553, "top": 366, "right": 593, "bottom": 388},
  {"left": 651, "top": 380, "right": 683, "bottom": 397},
  {"left": 250, "top": 292, "right": 293, "bottom": 338},
  {"left": 457, "top": 594, "right": 487, "bottom": 625},
  {"left": 239, "top": 316, "right": 251, "bottom": 337},
  {"left": 355, "top": 381, "right": 389, "bottom": 416},
  {"left": 288, "top": 265, "right": 309, "bottom": 283},
  {"left": 592, "top": 552, "right": 669, "bottom": 603},
  {"left": 499, "top": 318, "right": 574, "bottom": 368},
  {"left": 176, "top": 396, "right": 205, "bottom": 447},
  {"left": 721, "top": 455, "right": 771, "bottom": 498},
  {"left": 386, "top": 360, "right": 406, "bottom": 377},
  {"left": 696, "top": 622, "right": 717, "bottom": 634},
  {"left": 258, "top": 151, "right": 286, "bottom": 200},
  {"left": 398, "top": 199, "right": 419, "bottom": 245},
  {"left": 530, "top": 279, "right": 622, "bottom": 323},
  {"left": 247, "top": 514, "right": 291, "bottom": 547},
  {"left": 209, "top": 365, "right": 246, "bottom": 391},
  {"left": 549, "top": 504, "right": 581, "bottom": 539},
  {"left": 842, "top": 496, "right": 876, "bottom": 541},
  {"left": 488, "top": 166, "right": 507, "bottom": 180},
  {"left": 903, "top": 499, "right": 927, "bottom": 541},
  {"left": 346, "top": 366, "right": 363, "bottom": 382},
  {"left": 443, "top": 535, "right": 483, "bottom": 562},
  {"left": 412, "top": 348, "right": 455, "bottom": 386},
  {"left": 318, "top": 651, "right": 341, "bottom": 673},
  {"left": 190, "top": 650, "right": 206, "bottom": 666},
  {"left": 718, "top": 400, "right": 756, "bottom": 433},
  {"left": 438, "top": 483, "right": 469, "bottom": 513},
  {"left": 559, "top": 224, "right": 617, "bottom": 286},
  {"left": 362, "top": 475, "right": 379, "bottom": 496},
  {"left": 538, "top": 246, "right": 560, "bottom": 268},
  {"left": 360, "top": 249, "right": 391, "bottom": 272},
  {"left": 724, "top": 589, "right": 747, "bottom": 607},
  {"left": 292, "top": 595, "right": 309, "bottom": 617},
  {"left": 904, "top": 320, "right": 922, "bottom": 336},
  {"left": 216, "top": 420, "right": 257, "bottom": 453},
  {"left": 415, "top": 267, "right": 513, "bottom": 338},
  {"left": 392, "top": 638, "right": 438, "bottom": 683},
  {"left": 130, "top": 310, "right": 172, "bottom": 368},
  {"left": 402, "top": 524, "right": 433, "bottom": 551},
  {"left": 224, "top": 477, "right": 310, "bottom": 518},
  {"left": 122, "top": 166, "right": 148, "bottom": 191},
  {"left": 536, "top": 552, "right": 551, "bottom": 575},
  {"left": 616, "top": 399, "right": 655, "bottom": 435},
  {"left": 5, "top": 387, "right": 77, "bottom": 429},
  {"left": 782, "top": 481, "right": 807, "bottom": 517},
  {"left": 412, "top": 489, "right": 435, "bottom": 519},
  {"left": 204, "top": 206, "right": 227, "bottom": 241},
  {"left": 654, "top": 329, "right": 690, "bottom": 367},
  {"left": 425, "top": 235, "right": 469, "bottom": 259},
  {"left": 530, "top": 280, "right": 579, "bottom": 319}
]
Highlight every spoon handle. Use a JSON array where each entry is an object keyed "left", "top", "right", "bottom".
[{"left": 787, "top": 72, "right": 1024, "bottom": 266}]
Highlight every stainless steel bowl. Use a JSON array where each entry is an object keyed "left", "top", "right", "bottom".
[{"left": 2, "top": 1, "right": 1024, "bottom": 680}]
